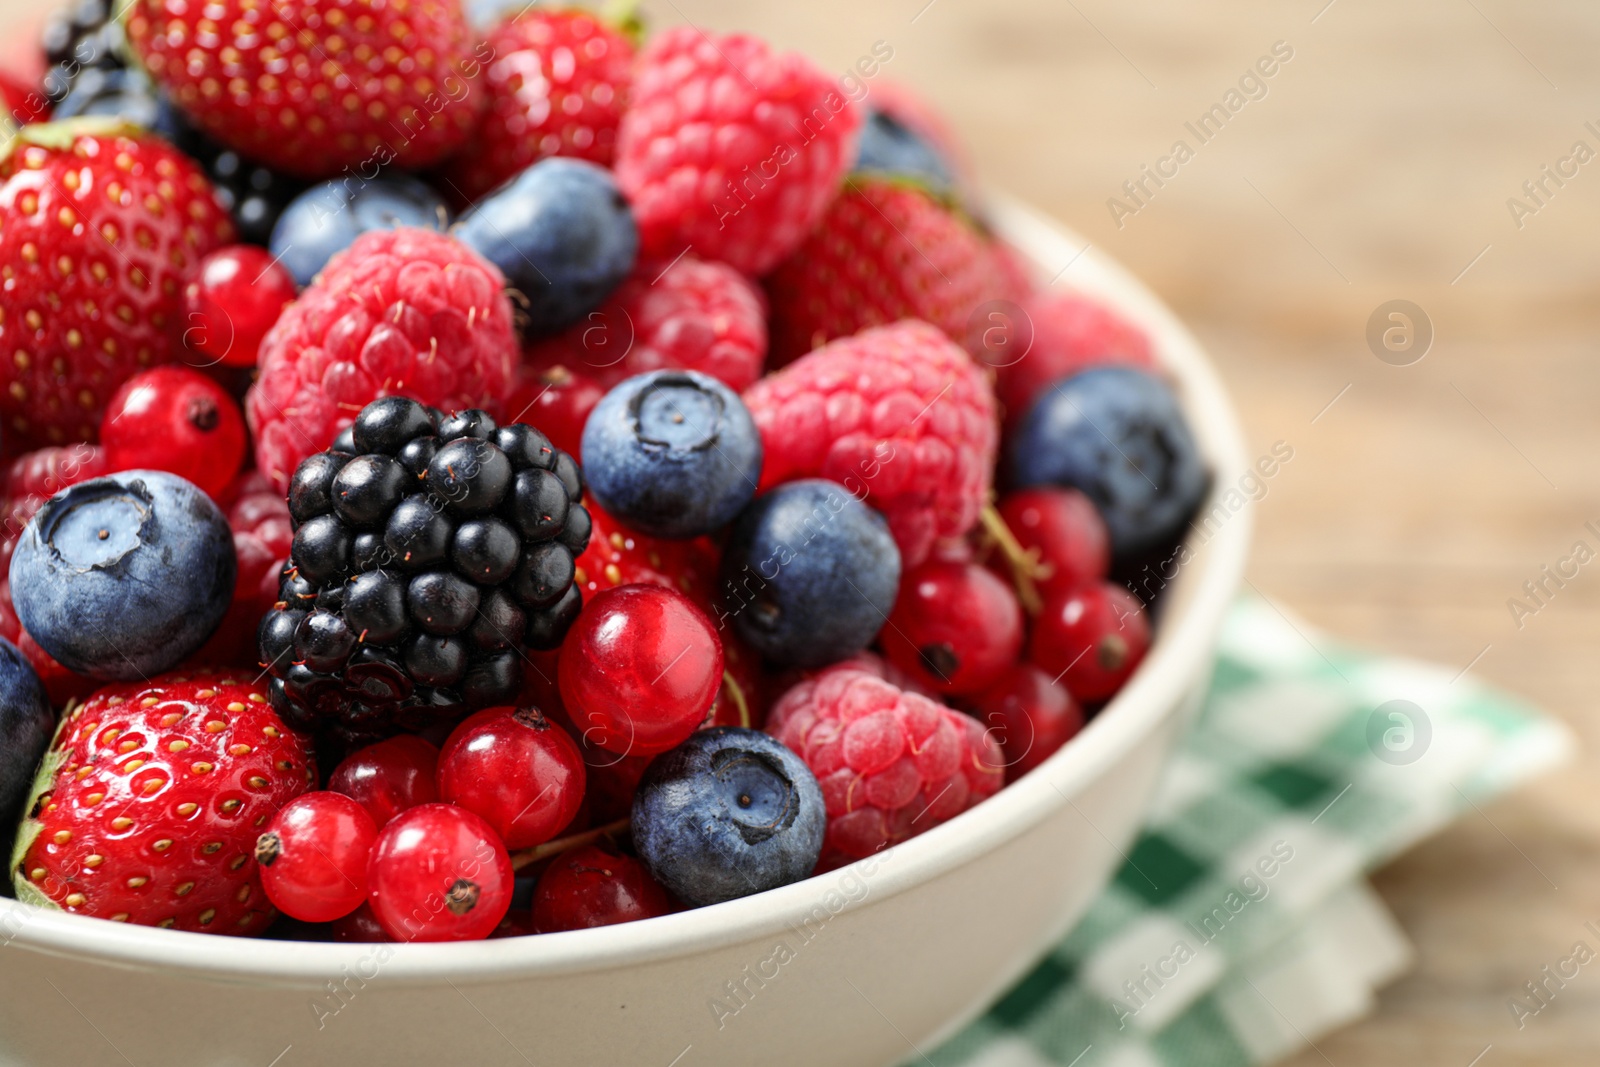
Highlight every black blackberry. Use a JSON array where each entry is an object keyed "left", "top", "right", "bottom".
[
  {"left": 41, "top": 0, "right": 126, "bottom": 105},
  {"left": 261, "top": 398, "right": 590, "bottom": 746},
  {"left": 156, "top": 107, "right": 308, "bottom": 246}
]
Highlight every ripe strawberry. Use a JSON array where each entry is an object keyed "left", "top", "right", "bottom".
[
  {"left": 11, "top": 671, "right": 314, "bottom": 933},
  {"left": 526, "top": 255, "right": 767, "bottom": 392},
  {"left": 123, "top": 0, "right": 489, "bottom": 180},
  {"left": 443, "top": 7, "right": 634, "bottom": 204},
  {"left": 573, "top": 502, "right": 714, "bottom": 603},
  {"left": 743, "top": 320, "right": 999, "bottom": 568},
  {"left": 246, "top": 227, "right": 518, "bottom": 491},
  {"left": 992, "top": 290, "right": 1155, "bottom": 424},
  {"left": 615, "top": 27, "right": 862, "bottom": 276},
  {"left": 0, "top": 121, "right": 234, "bottom": 448},
  {"left": 764, "top": 176, "right": 1015, "bottom": 366}
]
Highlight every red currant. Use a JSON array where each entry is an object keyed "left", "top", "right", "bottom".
[
  {"left": 181, "top": 245, "right": 298, "bottom": 368},
  {"left": 996, "top": 487, "right": 1110, "bottom": 600},
  {"left": 558, "top": 585, "right": 724, "bottom": 756},
  {"left": 331, "top": 902, "right": 391, "bottom": 942},
  {"left": 1029, "top": 582, "right": 1150, "bottom": 704},
  {"left": 881, "top": 560, "right": 1023, "bottom": 696},
  {"left": 366, "top": 803, "right": 514, "bottom": 942},
  {"left": 255, "top": 791, "right": 378, "bottom": 923},
  {"left": 505, "top": 364, "right": 605, "bottom": 459},
  {"left": 971, "top": 663, "right": 1084, "bottom": 780},
  {"left": 437, "top": 706, "right": 587, "bottom": 850},
  {"left": 100, "top": 366, "right": 247, "bottom": 499},
  {"left": 531, "top": 844, "right": 675, "bottom": 933},
  {"left": 328, "top": 735, "right": 440, "bottom": 827}
]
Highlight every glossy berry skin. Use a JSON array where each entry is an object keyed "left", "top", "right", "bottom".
[
  {"left": 1029, "top": 582, "right": 1151, "bottom": 705},
  {"left": 504, "top": 364, "right": 605, "bottom": 459},
  {"left": 181, "top": 246, "right": 298, "bottom": 368},
  {"left": 10, "top": 470, "right": 236, "bottom": 680},
  {"left": 247, "top": 228, "right": 517, "bottom": 492},
  {"left": 994, "top": 487, "right": 1111, "bottom": 601},
  {"left": 366, "top": 803, "right": 514, "bottom": 943},
  {"left": 632, "top": 727, "right": 824, "bottom": 907},
  {"left": 717, "top": 480, "right": 900, "bottom": 669},
  {"left": 269, "top": 176, "right": 450, "bottom": 289},
  {"left": 261, "top": 398, "right": 587, "bottom": 744},
  {"left": 443, "top": 9, "right": 635, "bottom": 203},
  {"left": 437, "top": 706, "right": 586, "bottom": 849},
  {"left": 744, "top": 321, "right": 998, "bottom": 569},
  {"left": 527, "top": 256, "right": 768, "bottom": 393},
  {"left": 582, "top": 370, "right": 762, "bottom": 540},
  {"left": 125, "top": 0, "right": 487, "bottom": 180},
  {"left": 11, "top": 671, "right": 313, "bottom": 932},
  {"left": 559, "top": 585, "right": 723, "bottom": 756},
  {"left": 1010, "top": 367, "right": 1207, "bottom": 565},
  {"left": 0, "top": 638, "right": 52, "bottom": 833},
  {"left": 255, "top": 791, "right": 378, "bottom": 923},
  {"left": 531, "top": 843, "right": 675, "bottom": 933},
  {"left": 766, "top": 664, "right": 1003, "bottom": 870},
  {"left": 882, "top": 561, "right": 1023, "bottom": 697},
  {"left": 615, "top": 28, "right": 862, "bottom": 276},
  {"left": 455, "top": 158, "right": 638, "bottom": 337},
  {"left": 0, "top": 122, "right": 234, "bottom": 449},
  {"left": 328, "top": 736, "right": 440, "bottom": 828},
  {"left": 970, "top": 663, "right": 1084, "bottom": 780},
  {"left": 100, "top": 367, "right": 248, "bottom": 499}
]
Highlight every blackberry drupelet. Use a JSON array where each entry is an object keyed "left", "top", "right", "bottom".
[
  {"left": 41, "top": 0, "right": 126, "bottom": 105},
  {"left": 261, "top": 397, "right": 589, "bottom": 747}
]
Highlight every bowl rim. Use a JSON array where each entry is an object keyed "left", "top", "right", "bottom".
[{"left": 0, "top": 196, "right": 1253, "bottom": 987}]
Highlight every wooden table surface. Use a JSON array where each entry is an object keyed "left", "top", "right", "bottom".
[{"left": 12, "top": 0, "right": 1600, "bottom": 1062}]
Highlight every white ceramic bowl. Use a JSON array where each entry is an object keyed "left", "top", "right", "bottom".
[{"left": 0, "top": 198, "right": 1250, "bottom": 1067}]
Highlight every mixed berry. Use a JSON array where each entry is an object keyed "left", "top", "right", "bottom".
[{"left": 0, "top": 3, "right": 1209, "bottom": 945}]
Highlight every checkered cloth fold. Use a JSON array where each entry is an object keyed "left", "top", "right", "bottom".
[{"left": 924, "top": 598, "right": 1572, "bottom": 1067}]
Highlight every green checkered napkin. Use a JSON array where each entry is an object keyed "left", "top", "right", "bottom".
[{"left": 922, "top": 597, "right": 1573, "bottom": 1067}]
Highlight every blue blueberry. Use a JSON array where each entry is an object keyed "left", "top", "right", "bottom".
[
  {"left": 1010, "top": 366, "right": 1209, "bottom": 563},
  {"left": 270, "top": 174, "right": 449, "bottom": 287},
  {"left": 9, "top": 470, "right": 237, "bottom": 680},
  {"left": 633, "top": 727, "right": 825, "bottom": 906},
  {"left": 581, "top": 370, "right": 761, "bottom": 540},
  {"left": 454, "top": 158, "right": 637, "bottom": 336},
  {"left": 0, "top": 638, "right": 53, "bottom": 834},
  {"left": 717, "top": 479, "right": 900, "bottom": 668},
  {"left": 854, "top": 107, "right": 956, "bottom": 195}
]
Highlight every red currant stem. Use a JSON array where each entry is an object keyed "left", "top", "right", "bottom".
[
  {"left": 509, "top": 817, "right": 630, "bottom": 872},
  {"left": 978, "top": 503, "right": 1046, "bottom": 616},
  {"left": 722, "top": 669, "right": 751, "bottom": 729}
]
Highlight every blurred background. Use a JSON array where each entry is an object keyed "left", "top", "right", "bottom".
[
  {"left": 7, "top": 0, "right": 1595, "bottom": 1061},
  {"left": 664, "top": 1, "right": 1599, "bottom": 1064}
]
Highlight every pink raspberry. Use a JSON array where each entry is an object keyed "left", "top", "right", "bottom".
[
  {"left": 245, "top": 228, "right": 517, "bottom": 491},
  {"left": 993, "top": 290, "right": 1154, "bottom": 424},
  {"left": 527, "top": 256, "right": 767, "bottom": 392},
  {"left": 766, "top": 666, "right": 1003, "bottom": 870},
  {"left": 614, "top": 28, "right": 862, "bottom": 275},
  {"left": 742, "top": 320, "right": 999, "bottom": 568}
]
